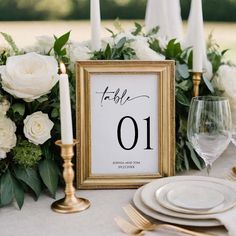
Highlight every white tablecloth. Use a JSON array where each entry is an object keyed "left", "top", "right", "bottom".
[{"left": 1, "top": 144, "right": 236, "bottom": 236}]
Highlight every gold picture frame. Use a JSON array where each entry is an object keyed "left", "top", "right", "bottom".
[{"left": 76, "top": 61, "right": 175, "bottom": 189}]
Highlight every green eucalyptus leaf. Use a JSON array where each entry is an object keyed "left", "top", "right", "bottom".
[
  {"left": 221, "top": 49, "right": 228, "bottom": 56},
  {"left": 183, "top": 149, "right": 190, "bottom": 171},
  {"left": 14, "top": 167, "right": 42, "bottom": 199},
  {"left": 60, "top": 48, "right": 67, "bottom": 56},
  {"left": 104, "top": 44, "right": 112, "bottom": 58},
  {"left": 177, "top": 63, "right": 190, "bottom": 79},
  {"left": 146, "top": 26, "right": 159, "bottom": 36},
  {"left": 208, "top": 52, "right": 221, "bottom": 74},
  {"left": 149, "top": 39, "right": 163, "bottom": 54},
  {"left": 39, "top": 159, "right": 59, "bottom": 197},
  {"left": 37, "top": 96, "right": 48, "bottom": 103},
  {"left": 116, "top": 37, "right": 126, "bottom": 49},
  {"left": 177, "top": 80, "right": 192, "bottom": 91},
  {"left": 132, "top": 22, "right": 143, "bottom": 36},
  {"left": 166, "top": 39, "right": 175, "bottom": 57},
  {"left": 187, "top": 50, "right": 193, "bottom": 69},
  {"left": 186, "top": 142, "right": 202, "bottom": 170},
  {"left": 176, "top": 89, "right": 190, "bottom": 106},
  {"left": 11, "top": 103, "right": 25, "bottom": 116},
  {"left": 105, "top": 28, "right": 116, "bottom": 37},
  {"left": 54, "top": 31, "right": 70, "bottom": 55},
  {"left": 51, "top": 108, "right": 59, "bottom": 118},
  {"left": 0, "top": 171, "right": 14, "bottom": 206},
  {"left": 12, "top": 177, "right": 24, "bottom": 209},
  {"left": 165, "top": 39, "right": 182, "bottom": 59}
]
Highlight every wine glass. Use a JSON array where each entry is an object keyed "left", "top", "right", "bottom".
[
  {"left": 230, "top": 109, "right": 236, "bottom": 146},
  {"left": 187, "top": 96, "right": 232, "bottom": 173}
]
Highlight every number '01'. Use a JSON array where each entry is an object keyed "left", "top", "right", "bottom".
[{"left": 117, "top": 116, "right": 153, "bottom": 150}]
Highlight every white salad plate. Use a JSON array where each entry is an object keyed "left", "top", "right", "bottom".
[
  {"left": 155, "top": 180, "right": 236, "bottom": 214},
  {"left": 133, "top": 187, "right": 221, "bottom": 227}
]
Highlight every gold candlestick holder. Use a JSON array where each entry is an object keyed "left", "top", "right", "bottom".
[
  {"left": 192, "top": 72, "right": 202, "bottom": 97},
  {"left": 51, "top": 140, "right": 90, "bottom": 213}
]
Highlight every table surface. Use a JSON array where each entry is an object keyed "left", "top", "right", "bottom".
[{"left": 1, "top": 144, "right": 236, "bottom": 236}]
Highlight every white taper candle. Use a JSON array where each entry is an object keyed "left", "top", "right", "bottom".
[
  {"left": 90, "top": 0, "right": 101, "bottom": 51},
  {"left": 59, "top": 63, "right": 73, "bottom": 144},
  {"left": 192, "top": 0, "right": 204, "bottom": 72}
]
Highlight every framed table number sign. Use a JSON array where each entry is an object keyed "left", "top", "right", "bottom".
[{"left": 76, "top": 61, "right": 175, "bottom": 189}]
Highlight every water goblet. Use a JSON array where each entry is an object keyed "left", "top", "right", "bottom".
[{"left": 187, "top": 96, "right": 232, "bottom": 173}]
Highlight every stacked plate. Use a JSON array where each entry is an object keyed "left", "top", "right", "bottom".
[{"left": 133, "top": 176, "right": 236, "bottom": 227}]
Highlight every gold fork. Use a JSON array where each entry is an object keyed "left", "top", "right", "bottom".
[
  {"left": 226, "top": 174, "right": 236, "bottom": 182},
  {"left": 225, "top": 169, "right": 236, "bottom": 182},
  {"left": 114, "top": 216, "right": 145, "bottom": 235},
  {"left": 123, "top": 204, "right": 214, "bottom": 236}
]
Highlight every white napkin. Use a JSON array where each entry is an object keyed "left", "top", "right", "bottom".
[{"left": 215, "top": 207, "right": 236, "bottom": 236}]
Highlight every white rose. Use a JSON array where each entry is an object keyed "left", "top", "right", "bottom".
[
  {"left": 213, "top": 64, "right": 236, "bottom": 123},
  {"left": 68, "top": 42, "right": 91, "bottom": 63},
  {"left": 214, "top": 65, "right": 236, "bottom": 99},
  {"left": 0, "top": 116, "right": 17, "bottom": 159},
  {"left": 0, "top": 52, "right": 59, "bottom": 102},
  {"left": 0, "top": 98, "right": 10, "bottom": 116},
  {"left": 23, "top": 111, "right": 54, "bottom": 145}
]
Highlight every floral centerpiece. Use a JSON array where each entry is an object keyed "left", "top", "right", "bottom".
[{"left": 0, "top": 23, "right": 234, "bottom": 209}]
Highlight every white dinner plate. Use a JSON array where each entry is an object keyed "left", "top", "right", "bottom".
[
  {"left": 133, "top": 187, "right": 221, "bottom": 227},
  {"left": 155, "top": 180, "right": 236, "bottom": 214},
  {"left": 141, "top": 176, "right": 236, "bottom": 220}
]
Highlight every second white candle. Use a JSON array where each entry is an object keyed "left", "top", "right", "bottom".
[{"left": 90, "top": 0, "right": 101, "bottom": 51}]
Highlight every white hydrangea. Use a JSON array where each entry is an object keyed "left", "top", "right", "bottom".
[{"left": 67, "top": 42, "right": 91, "bottom": 63}]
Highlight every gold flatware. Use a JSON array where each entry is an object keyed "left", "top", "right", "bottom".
[
  {"left": 114, "top": 216, "right": 144, "bottom": 235},
  {"left": 226, "top": 174, "right": 236, "bottom": 182},
  {"left": 225, "top": 167, "right": 236, "bottom": 182},
  {"left": 123, "top": 204, "right": 214, "bottom": 236},
  {"left": 232, "top": 166, "right": 236, "bottom": 175}
]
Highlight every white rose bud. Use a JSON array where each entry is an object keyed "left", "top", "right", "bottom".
[
  {"left": 0, "top": 98, "right": 10, "bottom": 116},
  {"left": 0, "top": 52, "right": 59, "bottom": 102},
  {"left": 0, "top": 116, "right": 17, "bottom": 159},
  {"left": 23, "top": 111, "right": 54, "bottom": 145}
]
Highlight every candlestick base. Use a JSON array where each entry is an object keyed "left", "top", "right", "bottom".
[
  {"left": 51, "top": 140, "right": 90, "bottom": 214},
  {"left": 51, "top": 196, "right": 90, "bottom": 214},
  {"left": 192, "top": 72, "right": 202, "bottom": 97}
]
